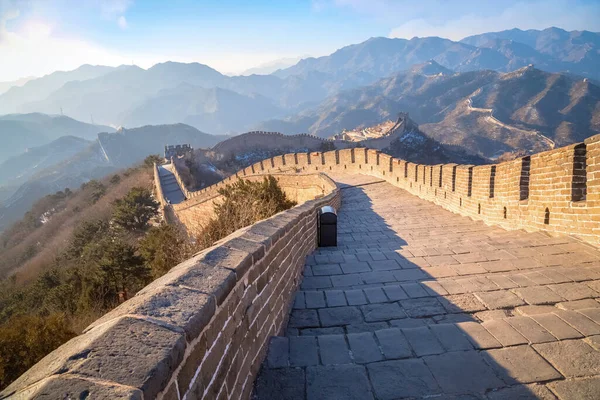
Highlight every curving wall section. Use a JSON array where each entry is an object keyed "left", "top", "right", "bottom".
[
  {"left": 169, "top": 133, "right": 600, "bottom": 245},
  {"left": 171, "top": 172, "right": 332, "bottom": 237}
]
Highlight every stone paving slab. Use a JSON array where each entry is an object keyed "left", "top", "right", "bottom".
[{"left": 254, "top": 174, "right": 600, "bottom": 400}]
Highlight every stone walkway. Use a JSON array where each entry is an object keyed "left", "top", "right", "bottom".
[
  {"left": 253, "top": 174, "right": 600, "bottom": 400},
  {"left": 158, "top": 164, "right": 185, "bottom": 204}
]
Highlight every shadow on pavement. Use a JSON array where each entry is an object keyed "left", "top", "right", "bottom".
[{"left": 252, "top": 175, "right": 600, "bottom": 400}]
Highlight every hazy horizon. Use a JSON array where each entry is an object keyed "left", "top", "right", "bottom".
[{"left": 1, "top": 0, "right": 600, "bottom": 81}]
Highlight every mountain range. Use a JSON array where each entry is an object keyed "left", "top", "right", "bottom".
[
  {"left": 0, "top": 136, "right": 91, "bottom": 200},
  {"left": 0, "top": 27, "right": 598, "bottom": 137},
  {"left": 0, "top": 77, "right": 34, "bottom": 96},
  {"left": 259, "top": 63, "right": 600, "bottom": 158},
  {"left": 275, "top": 27, "right": 600, "bottom": 80},
  {"left": 240, "top": 56, "right": 307, "bottom": 76}
]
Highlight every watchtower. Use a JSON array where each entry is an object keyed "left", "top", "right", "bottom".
[{"left": 164, "top": 144, "right": 193, "bottom": 159}]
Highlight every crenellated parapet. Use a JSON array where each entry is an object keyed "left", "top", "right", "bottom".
[
  {"left": 191, "top": 135, "right": 600, "bottom": 246},
  {"left": 164, "top": 144, "right": 193, "bottom": 159}
]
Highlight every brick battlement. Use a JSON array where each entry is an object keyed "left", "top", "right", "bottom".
[
  {"left": 168, "top": 133, "right": 599, "bottom": 245},
  {"left": 165, "top": 144, "right": 193, "bottom": 159}
]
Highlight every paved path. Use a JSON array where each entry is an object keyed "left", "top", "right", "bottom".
[
  {"left": 253, "top": 174, "right": 600, "bottom": 400},
  {"left": 158, "top": 164, "right": 185, "bottom": 204}
]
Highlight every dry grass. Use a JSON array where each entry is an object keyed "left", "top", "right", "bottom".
[
  {"left": 0, "top": 168, "right": 153, "bottom": 285},
  {"left": 196, "top": 176, "right": 296, "bottom": 249}
]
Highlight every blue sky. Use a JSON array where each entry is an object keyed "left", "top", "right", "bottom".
[{"left": 1, "top": 0, "right": 599, "bottom": 81}]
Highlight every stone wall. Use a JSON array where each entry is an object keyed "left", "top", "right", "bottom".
[
  {"left": 210, "top": 131, "right": 333, "bottom": 161},
  {"left": 234, "top": 135, "right": 599, "bottom": 246},
  {"left": 2, "top": 174, "right": 340, "bottom": 399},
  {"left": 170, "top": 157, "right": 192, "bottom": 200},
  {"left": 207, "top": 114, "right": 413, "bottom": 159},
  {"left": 172, "top": 173, "right": 334, "bottom": 237}
]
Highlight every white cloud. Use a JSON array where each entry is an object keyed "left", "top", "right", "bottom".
[
  {"left": 97, "top": 0, "right": 133, "bottom": 29},
  {"left": 386, "top": 0, "right": 600, "bottom": 40},
  {"left": 99, "top": 0, "right": 133, "bottom": 18},
  {"left": 117, "top": 15, "right": 127, "bottom": 29},
  {"left": 315, "top": 0, "right": 600, "bottom": 40},
  {"left": 0, "top": 21, "right": 131, "bottom": 80}
]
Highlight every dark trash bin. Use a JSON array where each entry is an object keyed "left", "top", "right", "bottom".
[{"left": 319, "top": 206, "right": 337, "bottom": 247}]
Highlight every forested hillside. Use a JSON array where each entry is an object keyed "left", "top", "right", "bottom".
[{"left": 0, "top": 156, "right": 193, "bottom": 389}]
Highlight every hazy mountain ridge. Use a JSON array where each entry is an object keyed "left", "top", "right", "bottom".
[
  {"left": 120, "top": 84, "right": 284, "bottom": 134},
  {"left": 0, "top": 65, "right": 116, "bottom": 114},
  {"left": 98, "top": 123, "right": 226, "bottom": 167},
  {"left": 0, "top": 113, "right": 114, "bottom": 141},
  {"left": 461, "top": 27, "right": 600, "bottom": 78},
  {"left": 0, "top": 114, "right": 113, "bottom": 164},
  {"left": 0, "top": 77, "right": 34, "bottom": 96},
  {"left": 0, "top": 136, "right": 91, "bottom": 188},
  {"left": 3, "top": 63, "right": 364, "bottom": 132},
  {"left": 0, "top": 141, "right": 115, "bottom": 233},
  {"left": 274, "top": 28, "right": 600, "bottom": 81},
  {"left": 240, "top": 56, "right": 306, "bottom": 75},
  {"left": 3, "top": 27, "right": 598, "bottom": 135}
]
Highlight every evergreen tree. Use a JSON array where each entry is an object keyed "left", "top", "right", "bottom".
[
  {"left": 112, "top": 187, "right": 159, "bottom": 231},
  {"left": 139, "top": 225, "right": 188, "bottom": 278}
]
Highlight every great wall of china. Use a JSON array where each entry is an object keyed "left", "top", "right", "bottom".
[
  {"left": 3, "top": 133, "right": 599, "bottom": 399},
  {"left": 161, "top": 132, "right": 598, "bottom": 246}
]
